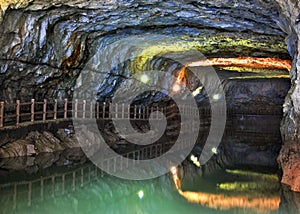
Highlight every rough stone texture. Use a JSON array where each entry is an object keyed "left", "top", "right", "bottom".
[
  {"left": 0, "top": 128, "right": 80, "bottom": 158},
  {"left": 0, "top": 0, "right": 300, "bottom": 192},
  {"left": 274, "top": 0, "right": 300, "bottom": 193},
  {"left": 0, "top": 0, "right": 289, "bottom": 102}
]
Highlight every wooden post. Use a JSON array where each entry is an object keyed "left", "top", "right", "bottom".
[
  {"left": 134, "top": 105, "right": 137, "bottom": 119},
  {"left": 16, "top": 100, "right": 20, "bottom": 126},
  {"left": 102, "top": 102, "right": 106, "bottom": 119},
  {"left": 0, "top": 101, "right": 4, "bottom": 127},
  {"left": 74, "top": 99, "right": 78, "bottom": 118},
  {"left": 31, "top": 99, "right": 35, "bottom": 122},
  {"left": 139, "top": 106, "right": 141, "bottom": 119},
  {"left": 82, "top": 100, "right": 86, "bottom": 119},
  {"left": 96, "top": 102, "right": 99, "bottom": 119},
  {"left": 122, "top": 103, "right": 125, "bottom": 119},
  {"left": 146, "top": 107, "right": 149, "bottom": 119},
  {"left": 151, "top": 107, "right": 154, "bottom": 120},
  {"left": 128, "top": 104, "right": 130, "bottom": 119},
  {"left": 43, "top": 99, "right": 47, "bottom": 121},
  {"left": 90, "top": 101, "right": 93, "bottom": 119},
  {"left": 109, "top": 102, "right": 112, "bottom": 119},
  {"left": 113, "top": 157, "right": 117, "bottom": 172},
  {"left": 54, "top": 99, "right": 58, "bottom": 120},
  {"left": 142, "top": 106, "right": 145, "bottom": 119},
  {"left": 115, "top": 103, "right": 118, "bottom": 119},
  {"left": 64, "top": 98, "right": 68, "bottom": 119}
]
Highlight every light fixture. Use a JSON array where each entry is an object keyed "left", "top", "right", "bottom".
[
  {"left": 211, "top": 147, "right": 218, "bottom": 154},
  {"left": 172, "top": 84, "right": 181, "bottom": 93},
  {"left": 140, "top": 74, "right": 149, "bottom": 84},
  {"left": 192, "top": 86, "right": 203, "bottom": 97}
]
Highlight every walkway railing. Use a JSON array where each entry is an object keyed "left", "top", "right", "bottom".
[
  {"left": 0, "top": 99, "right": 204, "bottom": 128},
  {"left": 0, "top": 99, "right": 283, "bottom": 129}
]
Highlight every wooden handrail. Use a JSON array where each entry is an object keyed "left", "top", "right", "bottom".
[{"left": 0, "top": 98, "right": 282, "bottom": 129}]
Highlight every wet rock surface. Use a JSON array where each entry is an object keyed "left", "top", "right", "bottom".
[
  {"left": 0, "top": 0, "right": 289, "bottom": 102},
  {"left": 0, "top": 128, "right": 79, "bottom": 158}
]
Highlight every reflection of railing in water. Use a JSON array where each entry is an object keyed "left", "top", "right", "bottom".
[
  {"left": 170, "top": 167, "right": 280, "bottom": 212},
  {"left": 0, "top": 139, "right": 194, "bottom": 211},
  {"left": 0, "top": 99, "right": 282, "bottom": 128}
]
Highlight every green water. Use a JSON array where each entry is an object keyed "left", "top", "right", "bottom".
[{"left": 0, "top": 162, "right": 282, "bottom": 214}]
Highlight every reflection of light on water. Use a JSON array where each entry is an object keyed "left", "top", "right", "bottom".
[
  {"left": 190, "top": 155, "right": 201, "bottom": 167},
  {"left": 170, "top": 166, "right": 280, "bottom": 212},
  {"left": 138, "top": 190, "right": 144, "bottom": 199}
]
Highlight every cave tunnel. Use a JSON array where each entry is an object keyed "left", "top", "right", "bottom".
[{"left": 0, "top": 0, "right": 300, "bottom": 213}]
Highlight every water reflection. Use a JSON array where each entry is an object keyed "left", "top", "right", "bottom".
[
  {"left": 0, "top": 160, "right": 282, "bottom": 214},
  {"left": 171, "top": 166, "right": 280, "bottom": 213}
]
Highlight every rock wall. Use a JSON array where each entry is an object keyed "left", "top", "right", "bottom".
[{"left": 274, "top": 0, "right": 300, "bottom": 192}]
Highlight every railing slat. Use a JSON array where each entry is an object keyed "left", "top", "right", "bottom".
[
  {"left": 31, "top": 99, "right": 35, "bottom": 122},
  {"left": 74, "top": 99, "right": 78, "bottom": 119},
  {"left": 90, "top": 101, "right": 93, "bottom": 119},
  {"left": 64, "top": 99, "right": 68, "bottom": 119},
  {"left": 54, "top": 99, "right": 58, "bottom": 120},
  {"left": 16, "top": 100, "right": 20, "bottom": 126},
  {"left": 82, "top": 100, "right": 86, "bottom": 119},
  {"left": 43, "top": 99, "right": 47, "bottom": 121},
  {"left": 96, "top": 102, "right": 99, "bottom": 119},
  {"left": 0, "top": 101, "right": 4, "bottom": 127}
]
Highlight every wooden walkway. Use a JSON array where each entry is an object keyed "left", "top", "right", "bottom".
[{"left": 0, "top": 99, "right": 282, "bottom": 129}]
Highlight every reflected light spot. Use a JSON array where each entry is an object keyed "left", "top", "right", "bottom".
[
  {"left": 138, "top": 190, "right": 144, "bottom": 199},
  {"left": 171, "top": 166, "right": 178, "bottom": 175}
]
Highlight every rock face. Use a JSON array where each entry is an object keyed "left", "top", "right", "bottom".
[
  {"left": 0, "top": 0, "right": 299, "bottom": 192},
  {"left": 274, "top": 0, "right": 300, "bottom": 193}
]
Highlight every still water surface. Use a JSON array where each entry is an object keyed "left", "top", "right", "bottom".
[{"left": 0, "top": 161, "right": 281, "bottom": 214}]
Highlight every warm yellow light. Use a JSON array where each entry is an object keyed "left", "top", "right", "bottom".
[
  {"left": 172, "top": 84, "right": 181, "bottom": 92},
  {"left": 170, "top": 166, "right": 178, "bottom": 175},
  {"left": 192, "top": 86, "right": 203, "bottom": 96}
]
